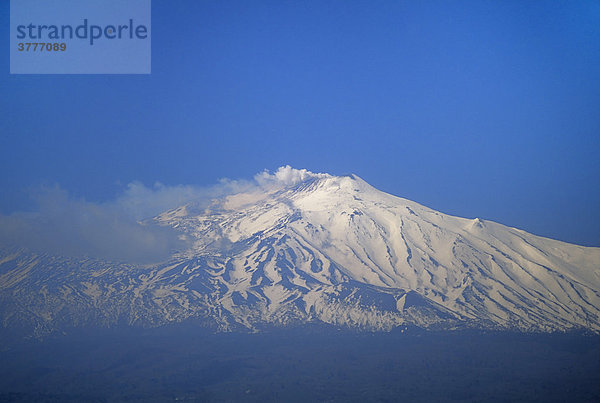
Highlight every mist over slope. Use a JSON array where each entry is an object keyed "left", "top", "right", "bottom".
[{"left": 1, "top": 166, "right": 599, "bottom": 337}]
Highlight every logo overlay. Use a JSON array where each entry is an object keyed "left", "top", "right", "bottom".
[{"left": 10, "top": 0, "right": 151, "bottom": 74}]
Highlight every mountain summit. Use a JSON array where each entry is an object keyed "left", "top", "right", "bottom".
[{"left": 2, "top": 167, "right": 600, "bottom": 336}]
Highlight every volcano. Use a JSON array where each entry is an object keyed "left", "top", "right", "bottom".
[{"left": 1, "top": 167, "right": 599, "bottom": 336}]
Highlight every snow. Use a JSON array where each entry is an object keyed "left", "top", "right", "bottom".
[
  {"left": 1, "top": 167, "right": 599, "bottom": 335},
  {"left": 156, "top": 168, "right": 600, "bottom": 332}
]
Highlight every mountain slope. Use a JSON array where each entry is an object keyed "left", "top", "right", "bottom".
[{"left": 1, "top": 167, "right": 599, "bottom": 336}]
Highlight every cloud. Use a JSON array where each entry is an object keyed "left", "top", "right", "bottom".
[{"left": 0, "top": 166, "right": 326, "bottom": 263}]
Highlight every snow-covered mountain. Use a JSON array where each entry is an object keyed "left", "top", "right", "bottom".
[{"left": 1, "top": 167, "right": 599, "bottom": 337}]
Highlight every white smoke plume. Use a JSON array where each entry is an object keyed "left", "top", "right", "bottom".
[
  {"left": 0, "top": 166, "right": 323, "bottom": 263},
  {"left": 255, "top": 165, "right": 330, "bottom": 187}
]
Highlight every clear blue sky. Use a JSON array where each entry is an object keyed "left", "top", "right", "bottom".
[{"left": 1, "top": 0, "right": 599, "bottom": 246}]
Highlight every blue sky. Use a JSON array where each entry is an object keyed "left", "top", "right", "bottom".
[{"left": 1, "top": 0, "right": 599, "bottom": 246}]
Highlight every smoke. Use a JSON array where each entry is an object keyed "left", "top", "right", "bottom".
[
  {"left": 0, "top": 186, "right": 179, "bottom": 263},
  {"left": 0, "top": 180, "right": 253, "bottom": 264},
  {"left": 114, "top": 178, "right": 255, "bottom": 220},
  {"left": 0, "top": 166, "right": 328, "bottom": 264},
  {"left": 255, "top": 165, "right": 330, "bottom": 187}
]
